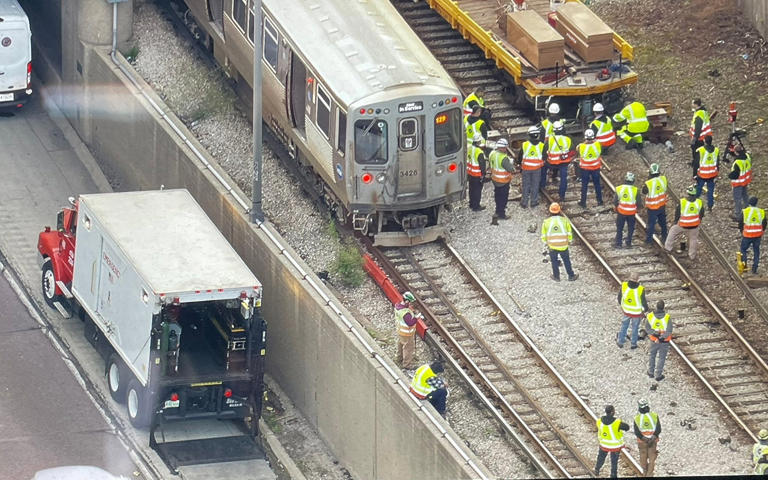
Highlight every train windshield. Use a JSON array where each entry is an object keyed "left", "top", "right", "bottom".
[
  {"left": 434, "top": 108, "right": 462, "bottom": 157},
  {"left": 354, "top": 119, "right": 388, "bottom": 165}
]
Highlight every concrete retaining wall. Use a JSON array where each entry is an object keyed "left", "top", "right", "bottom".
[
  {"left": 740, "top": 0, "right": 768, "bottom": 40},
  {"left": 35, "top": 10, "right": 489, "bottom": 478}
]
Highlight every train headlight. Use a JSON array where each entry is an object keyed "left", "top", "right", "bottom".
[
  {"left": 432, "top": 102, "right": 438, "bottom": 108},
  {"left": 383, "top": 108, "right": 390, "bottom": 114},
  {"left": 376, "top": 173, "right": 386, "bottom": 183},
  {"left": 435, "top": 167, "right": 444, "bottom": 176}
]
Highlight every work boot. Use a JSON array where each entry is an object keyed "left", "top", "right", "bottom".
[
  {"left": 568, "top": 273, "right": 579, "bottom": 281},
  {"left": 577, "top": 201, "right": 587, "bottom": 208},
  {"left": 550, "top": 274, "right": 561, "bottom": 282}
]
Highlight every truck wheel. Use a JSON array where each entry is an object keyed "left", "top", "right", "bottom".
[
  {"left": 41, "top": 258, "right": 61, "bottom": 308},
  {"left": 126, "top": 379, "right": 152, "bottom": 428},
  {"left": 106, "top": 354, "right": 128, "bottom": 403}
]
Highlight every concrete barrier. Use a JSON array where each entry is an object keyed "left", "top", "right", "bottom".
[
  {"left": 740, "top": 0, "right": 768, "bottom": 41},
  {"left": 35, "top": 17, "right": 490, "bottom": 480}
]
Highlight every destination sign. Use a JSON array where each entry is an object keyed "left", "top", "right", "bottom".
[{"left": 398, "top": 101, "right": 423, "bottom": 113}]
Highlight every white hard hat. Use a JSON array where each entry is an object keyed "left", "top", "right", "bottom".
[
  {"left": 548, "top": 102, "right": 560, "bottom": 115},
  {"left": 527, "top": 125, "right": 540, "bottom": 135},
  {"left": 553, "top": 120, "right": 564, "bottom": 131},
  {"left": 593, "top": 102, "right": 604, "bottom": 113},
  {"left": 472, "top": 132, "right": 484, "bottom": 143},
  {"left": 496, "top": 138, "right": 509, "bottom": 148},
  {"left": 584, "top": 129, "right": 595, "bottom": 140}
]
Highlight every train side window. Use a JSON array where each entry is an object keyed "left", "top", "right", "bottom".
[
  {"left": 316, "top": 84, "right": 331, "bottom": 139},
  {"left": 263, "top": 18, "right": 279, "bottom": 71},
  {"left": 232, "top": 0, "right": 247, "bottom": 32},
  {"left": 434, "top": 108, "right": 462, "bottom": 157},
  {"left": 354, "top": 119, "right": 388, "bottom": 165},
  {"left": 248, "top": 3, "right": 254, "bottom": 42},
  {"left": 336, "top": 110, "right": 347, "bottom": 155}
]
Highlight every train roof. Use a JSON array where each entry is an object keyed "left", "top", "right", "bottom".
[{"left": 265, "top": 0, "right": 458, "bottom": 106}]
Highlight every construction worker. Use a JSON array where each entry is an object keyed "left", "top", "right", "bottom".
[
  {"left": 690, "top": 98, "right": 713, "bottom": 164},
  {"left": 642, "top": 163, "right": 668, "bottom": 245},
  {"left": 693, "top": 135, "right": 719, "bottom": 211},
  {"left": 753, "top": 430, "right": 768, "bottom": 472},
  {"left": 595, "top": 404, "right": 629, "bottom": 478},
  {"left": 517, "top": 125, "right": 545, "bottom": 209},
  {"left": 541, "top": 102, "right": 561, "bottom": 144},
  {"left": 756, "top": 446, "right": 768, "bottom": 475},
  {"left": 541, "top": 203, "right": 579, "bottom": 281},
  {"left": 617, "top": 272, "right": 648, "bottom": 349},
  {"left": 466, "top": 132, "right": 487, "bottom": 212},
  {"left": 462, "top": 86, "right": 487, "bottom": 119},
  {"left": 739, "top": 197, "right": 767, "bottom": 274},
  {"left": 546, "top": 120, "right": 573, "bottom": 201},
  {"left": 634, "top": 399, "right": 661, "bottom": 476},
  {"left": 590, "top": 102, "right": 616, "bottom": 149},
  {"left": 612, "top": 100, "right": 649, "bottom": 149},
  {"left": 664, "top": 185, "right": 705, "bottom": 260},
  {"left": 729, "top": 144, "right": 752, "bottom": 220},
  {"left": 645, "top": 300, "right": 672, "bottom": 381},
  {"left": 410, "top": 361, "right": 448, "bottom": 416},
  {"left": 465, "top": 105, "right": 488, "bottom": 147},
  {"left": 576, "top": 129, "right": 603, "bottom": 208},
  {"left": 489, "top": 138, "right": 515, "bottom": 219},
  {"left": 614, "top": 172, "right": 642, "bottom": 248},
  {"left": 395, "top": 291, "right": 421, "bottom": 369}
]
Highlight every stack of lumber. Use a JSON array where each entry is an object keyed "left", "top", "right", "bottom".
[
  {"left": 506, "top": 10, "right": 564, "bottom": 70},
  {"left": 554, "top": 2, "right": 614, "bottom": 63}
]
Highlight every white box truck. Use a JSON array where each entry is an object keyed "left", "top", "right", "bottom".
[
  {"left": 0, "top": 0, "right": 32, "bottom": 109},
  {"left": 37, "top": 190, "right": 267, "bottom": 439}
]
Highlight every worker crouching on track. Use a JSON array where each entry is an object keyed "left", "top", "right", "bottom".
[
  {"left": 541, "top": 203, "right": 578, "bottom": 282},
  {"left": 643, "top": 163, "right": 668, "bottom": 244},
  {"left": 489, "top": 138, "right": 516, "bottom": 220},
  {"left": 466, "top": 132, "right": 487, "bottom": 212},
  {"left": 595, "top": 405, "right": 629, "bottom": 478},
  {"left": 410, "top": 361, "right": 448, "bottom": 416},
  {"left": 646, "top": 300, "right": 672, "bottom": 381},
  {"left": 614, "top": 172, "right": 642, "bottom": 248},
  {"left": 612, "top": 100, "right": 649, "bottom": 149},
  {"left": 693, "top": 135, "right": 719, "bottom": 211},
  {"left": 634, "top": 399, "right": 662, "bottom": 477},
  {"left": 664, "top": 186, "right": 705, "bottom": 260},
  {"left": 739, "top": 197, "right": 766, "bottom": 275},
  {"left": 577, "top": 129, "right": 604, "bottom": 208},
  {"left": 517, "top": 125, "right": 545, "bottom": 209},
  {"left": 617, "top": 272, "right": 648, "bottom": 349},
  {"left": 395, "top": 291, "right": 421, "bottom": 370},
  {"left": 590, "top": 102, "right": 616, "bottom": 150}
]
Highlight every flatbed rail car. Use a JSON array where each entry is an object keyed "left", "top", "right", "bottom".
[
  {"left": 420, "top": 0, "right": 637, "bottom": 110},
  {"left": 178, "top": 0, "right": 466, "bottom": 246}
]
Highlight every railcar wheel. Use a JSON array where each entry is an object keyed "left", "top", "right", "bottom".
[
  {"left": 106, "top": 353, "right": 128, "bottom": 403},
  {"left": 126, "top": 379, "right": 152, "bottom": 428},
  {"left": 41, "top": 258, "right": 61, "bottom": 308}
]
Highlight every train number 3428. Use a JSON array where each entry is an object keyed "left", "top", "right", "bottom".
[{"left": 399, "top": 169, "right": 418, "bottom": 177}]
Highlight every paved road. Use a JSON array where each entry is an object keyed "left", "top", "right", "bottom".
[{"left": 0, "top": 259, "right": 140, "bottom": 478}]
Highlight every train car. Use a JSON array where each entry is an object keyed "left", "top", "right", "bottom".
[
  {"left": 415, "top": 0, "right": 637, "bottom": 115},
  {"left": 178, "top": 0, "right": 466, "bottom": 246}
]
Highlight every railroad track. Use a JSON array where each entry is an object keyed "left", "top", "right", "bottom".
[
  {"left": 365, "top": 239, "right": 644, "bottom": 478},
  {"left": 544, "top": 157, "right": 768, "bottom": 441}
]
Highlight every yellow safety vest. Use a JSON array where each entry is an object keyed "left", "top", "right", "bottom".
[
  {"left": 541, "top": 215, "right": 572, "bottom": 251},
  {"left": 613, "top": 102, "right": 649, "bottom": 133},
  {"left": 634, "top": 412, "right": 659, "bottom": 439},
  {"left": 466, "top": 144, "right": 483, "bottom": 178},
  {"left": 489, "top": 150, "right": 512, "bottom": 184},
  {"left": 645, "top": 176, "right": 668, "bottom": 209},
  {"left": 754, "top": 442, "right": 768, "bottom": 466},
  {"left": 597, "top": 418, "right": 625, "bottom": 451},
  {"left": 616, "top": 185, "right": 638, "bottom": 215},
  {"left": 621, "top": 282, "right": 644, "bottom": 315},
  {"left": 578, "top": 142, "right": 602, "bottom": 170},
  {"left": 690, "top": 108, "right": 712, "bottom": 140},
  {"left": 679, "top": 198, "right": 703, "bottom": 227},
  {"left": 395, "top": 303, "right": 416, "bottom": 336},
  {"left": 541, "top": 118, "right": 555, "bottom": 140},
  {"left": 590, "top": 116, "right": 616, "bottom": 146},
  {"left": 466, "top": 118, "right": 485, "bottom": 143},
  {"left": 743, "top": 206, "right": 765, "bottom": 238},
  {"left": 547, "top": 135, "right": 572, "bottom": 164},
  {"left": 696, "top": 146, "right": 719, "bottom": 179},
  {"left": 647, "top": 312, "right": 671, "bottom": 342},
  {"left": 521, "top": 141, "right": 545, "bottom": 170},
  {"left": 410, "top": 364, "right": 436, "bottom": 399},
  {"left": 462, "top": 92, "right": 484, "bottom": 116},
  {"left": 731, "top": 155, "right": 753, "bottom": 187}
]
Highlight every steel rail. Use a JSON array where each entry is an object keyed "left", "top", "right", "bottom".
[{"left": 552, "top": 164, "right": 764, "bottom": 442}]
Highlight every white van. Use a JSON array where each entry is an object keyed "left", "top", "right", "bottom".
[{"left": 0, "top": 0, "right": 31, "bottom": 109}]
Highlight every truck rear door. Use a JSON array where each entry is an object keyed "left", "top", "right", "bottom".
[{"left": 0, "top": 19, "right": 30, "bottom": 95}]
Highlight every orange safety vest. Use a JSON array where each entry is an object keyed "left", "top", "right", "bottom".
[
  {"left": 696, "top": 146, "right": 719, "bottom": 179},
  {"left": 679, "top": 198, "right": 703, "bottom": 227},
  {"left": 590, "top": 116, "right": 616, "bottom": 147},
  {"left": 547, "top": 135, "right": 572, "bottom": 165},
  {"left": 644, "top": 176, "right": 668, "bottom": 210},
  {"left": 489, "top": 150, "right": 512, "bottom": 184},
  {"left": 521, "top": 141, "right": 545, "bottom": 170},
  {"left": 578, "top": 142, "right": 602, "bottom": 170},
  {"left": 743, "top": 206, "right": 765, "bottom": 238},
  {"left": 616, "top": 184, "right": 638, "bottom": 215},
  {"left": 731, "top": 156, "right": 753, "bottom": 187},
  {"left": 466, "top": 144, "right": 483, "bottom": 178}
]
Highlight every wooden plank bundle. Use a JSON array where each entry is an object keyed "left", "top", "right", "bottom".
[
  {"left": 506, "top": 10, "right": 564, "bottom": 70},
  {"left": 554, "top": 2, "right": 614, "bottom": 63}
]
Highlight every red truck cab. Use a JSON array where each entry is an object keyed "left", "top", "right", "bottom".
[{"left": 37, "top": 197, "right": 77, "bottom": 307}]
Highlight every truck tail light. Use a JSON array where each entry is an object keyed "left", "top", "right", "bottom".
[
  {"left": 223, "top": 388, "right": 232, "bottom": 398},
  {"left": 27, "top": 62, "right": 31, "bottom": 88},
  {"left": 170, "top": 392, "right": 179, "bottom": 402}
]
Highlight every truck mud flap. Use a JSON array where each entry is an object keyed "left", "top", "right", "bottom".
[{"left": 150, "top": 428, "right": 265, "bottom": 474}]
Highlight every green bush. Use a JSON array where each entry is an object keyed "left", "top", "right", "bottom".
[{"left": 333, "top": 244, "right": 365, "bottom": 287}]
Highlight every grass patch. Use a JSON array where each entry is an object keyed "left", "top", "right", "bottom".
[
  {"left": 333, "top": 242, "right": 365, "bottom": 287},
  {"left": 326, "top": 219, "right": 339, "bottom": 242},
  {"left": 123, "top": 45, "right": 139, "bottom": 63},
  {"left": 263, "top": 412, "right": 282, "bottom": 434}
]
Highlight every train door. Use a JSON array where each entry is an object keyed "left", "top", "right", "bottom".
[
  {"left": 288, "top": 52, "right": 306, "bottom": 135},
  {"left": 396, "top": 116, "right": 424, "bottom": 197},
  {"left": 206, "top": 0, "right": 223, "bottom": 30}
]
